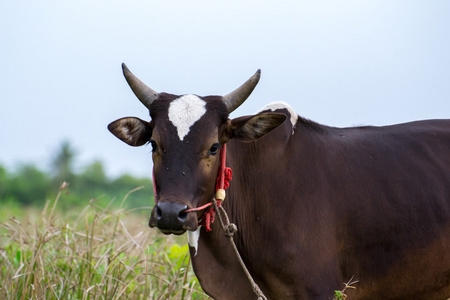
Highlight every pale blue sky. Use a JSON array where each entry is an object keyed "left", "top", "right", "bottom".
[{"left": 1, "top": 0, "right": 449, "bottom": 178}]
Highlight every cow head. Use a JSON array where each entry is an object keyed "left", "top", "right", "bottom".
[{"left": 108, "top": 63, "right": 286, "bottom": 235}]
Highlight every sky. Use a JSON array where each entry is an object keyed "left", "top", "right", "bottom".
[{"left": 1, "top": 0, "right": 450, "bottom": 178}]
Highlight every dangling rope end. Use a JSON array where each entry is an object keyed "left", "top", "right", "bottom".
[{"left": 205, "top": 212, "right": 212, "bottom": 232}]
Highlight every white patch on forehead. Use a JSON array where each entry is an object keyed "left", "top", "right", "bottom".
[
  {"left": 187, "top": 226, "right": 201, "bottom": 256},
  {"left": 168, "top": 95, "right": 207, "bottom": 141}
]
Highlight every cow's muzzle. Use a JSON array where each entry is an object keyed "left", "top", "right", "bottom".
[{"left": 149, "top": 202, "right": 197, "bottom": 235}]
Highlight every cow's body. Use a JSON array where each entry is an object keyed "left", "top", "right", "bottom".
[
  {"left": 109, "top": 64, "right": 450, "bottom": 299},
  {"left": 193, "top": 111, "right": 450, "bottom": 299}
]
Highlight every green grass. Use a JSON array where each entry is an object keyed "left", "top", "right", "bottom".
[{"left": 0, "top": 183, "right": 210, "bottom": 299}]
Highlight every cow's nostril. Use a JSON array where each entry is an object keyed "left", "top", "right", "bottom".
[
  {"left": 178, "top": 210, "right": 188, "bottom": 222},
  {"left": 156, "top": 205, "right": 162, "bottom": 220}
]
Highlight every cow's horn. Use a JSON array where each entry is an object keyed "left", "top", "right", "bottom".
[
  {"left": 122, "top": 63, "right": 159, "bottom": 109},
  {"left": 222, "top": 69, "right": 261, "bottom": 113}
]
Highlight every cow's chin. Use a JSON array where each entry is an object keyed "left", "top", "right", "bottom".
[
  {"left": 148, "top": 219, "right": 188, "bottom": 235},
  {"left": 158, "top": 228, "right": 187, "bottom": 235}
]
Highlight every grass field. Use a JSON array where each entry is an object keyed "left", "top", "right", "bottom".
[{"left": 0, "top": 184, "right": 210, "bottom": 300}]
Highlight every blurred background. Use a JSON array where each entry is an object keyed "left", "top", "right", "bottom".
[{"left": 1, "top": 0, "right": 450, "bottom": 212}]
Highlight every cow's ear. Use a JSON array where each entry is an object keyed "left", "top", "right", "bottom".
[
  {"left": 108, "top": 117, "right": 152, "bottom": 146},
  {"left": 227, "top": 112, "right": 286, "bottom": 142}
]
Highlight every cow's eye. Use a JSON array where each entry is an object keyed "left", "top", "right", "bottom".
[
  {"left": 209, "top": 143, "right": 220, "bottom": 155},
  {"left": 150, "top": 140, "right": 158, "bottom": 152}
]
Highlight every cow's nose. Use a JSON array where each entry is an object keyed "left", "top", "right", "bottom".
[{"left": 155, "top": 202, "right": 188, "bottom": 234}]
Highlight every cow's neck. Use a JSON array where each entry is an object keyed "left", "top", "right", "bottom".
[{"left": 189, "top": 118, "right": 307, "bottom": 298}]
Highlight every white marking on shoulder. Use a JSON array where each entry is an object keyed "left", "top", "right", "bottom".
[
  {"left": 187, "top": 226, "right": 201, "bottom": 256},
  {"left": 258, "top": 102, "right": 298, "bottom": 134},
  {"left": 168, "top": 95, "right": 207, "bottom": 141}
]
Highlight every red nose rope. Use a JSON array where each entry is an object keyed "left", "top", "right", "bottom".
[{"left": 185, "top": 144, "right": 232, "bottom": 231}]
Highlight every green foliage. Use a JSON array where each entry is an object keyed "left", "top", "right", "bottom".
[
  {"left": 0, "top": 164, "right": 51, "bottom": 206},
  {"left": 0, "top": 141, "right": 155, "bottom": 216},
  {"left": 334, "top": 290, "right": 345, "bottom": 300}
]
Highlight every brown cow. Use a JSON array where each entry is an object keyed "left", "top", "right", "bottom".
[{"left": 108, "top": 63, "right": 450, "bottom": 299}]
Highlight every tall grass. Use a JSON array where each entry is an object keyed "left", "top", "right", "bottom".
[{"left": 0, "top": 183, "right": 210, "bottom": 299}]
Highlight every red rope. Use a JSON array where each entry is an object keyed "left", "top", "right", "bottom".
[
  {"left": 202, "top": 144, "right": 232, "bottom": 231},
  {"left": 185, "top": 202, "right": 213, "bottom": 212}
]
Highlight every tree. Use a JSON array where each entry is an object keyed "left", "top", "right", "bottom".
[
  {"left": 0, "top": 164, "right": 8, "bottom": 200},
  {"left": 7, "top": 164, "right": 51, "bottom": 205},
  {"left": 50, "top": 140, "right": 76, "bottom": 186},
  {"left": 77, "top": 160, "right": 108, "bottom": 198}
]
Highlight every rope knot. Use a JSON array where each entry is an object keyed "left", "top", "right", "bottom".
[
  {"left": 217, "top": 166, "right": 232, "bottom": 189},
  {"left": 224, "top": 223, "right": 238, "bottom": 237}
]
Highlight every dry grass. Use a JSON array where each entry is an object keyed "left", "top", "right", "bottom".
[{"left": 0, "top": 183, "right": 210, "bottom": 299}]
